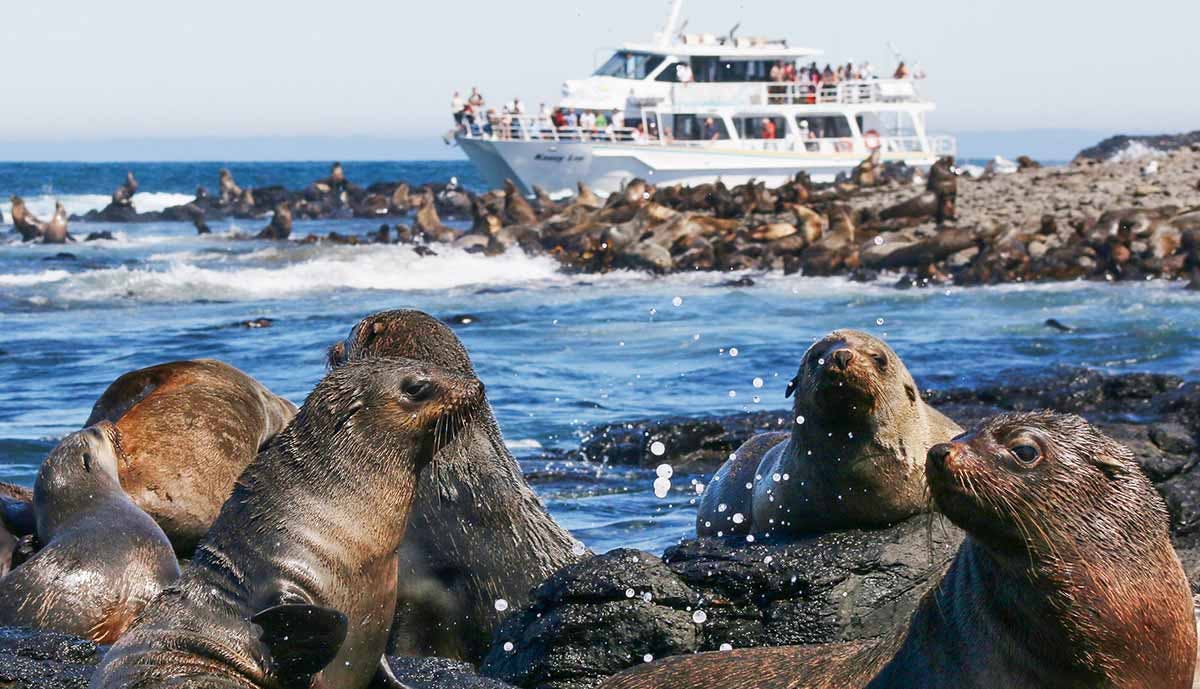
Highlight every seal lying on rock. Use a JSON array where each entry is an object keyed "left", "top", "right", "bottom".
[
  {"left": 328, "top": 310, "right": 587, "bottom": 661},
  {"left": 84, "top": 359, "right": 297, "bottom": 554},
  {"left": 0, "top": 423, "right": 178, "bottom": 644},
  {"left": 697, "top": 330, "right": 960, "bottom": 537},
  {"left": 92, "top": 358, "right": 485, "bottom": 689},
  {"left": 606, "top": 412, "right": 1197, "bottom": 689}
]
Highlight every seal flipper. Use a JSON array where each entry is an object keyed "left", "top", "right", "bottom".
[
  {"left": 370, "top": 657, "right": 417, "bottom": 689},
  {"left": 252, "top": 603, "right": 348, "bottom": 687}
]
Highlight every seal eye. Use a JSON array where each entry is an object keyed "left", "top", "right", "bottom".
[
  {"left": 1010, "top": 443, "right": 1040, "bottom": 466},
  {"left": 403, "top": 380, "right": 432, "bottom": 401},
  {"left": 81, "top": 452, "right": 93, "bottom": 473}
]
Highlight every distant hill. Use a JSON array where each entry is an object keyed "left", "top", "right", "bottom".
[{"left": 1074, "top": 131, "right": 1200, "bottom": 162}]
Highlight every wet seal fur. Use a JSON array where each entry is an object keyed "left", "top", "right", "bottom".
[
  {"left": 0, "top": 423, "right": 179, "bottom": 643},
  {"left": 92, "top": 357, "right": 485, "bottom": 689},
  {"left": 85, "top": 359, "right": 297, "bottom": 555},
  {"left": 327, "top": 310, "right": 587, "bottom": 660},
  {"left": 697, "top": 330, "right": 960, "bottom": 536},
  {"left": 605, "top": 411, "right": 1197, "bottom": 689}
]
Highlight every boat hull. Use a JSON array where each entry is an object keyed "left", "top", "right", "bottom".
[{"left": 457, "top": 137, "right": 939, "bottom": 197}]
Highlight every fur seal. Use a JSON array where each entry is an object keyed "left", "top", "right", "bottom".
[
  {"left": 0, "top": 423, "right": 179, "bottom": 643},
  {"left": 604, "top": 412, "right": 1197, "bottom": 689},
  {"left": 85, "top": 359, "right": 296, "bottom": 554},
  {"left": 218, "top": 168, "right": 242, "bottom": 206},
  {"left": 256, "top": 202, "right": 293, "bottom": 240},
  {"left": 0, "top": 482, "right": 34, "bottom": 576},
  {"left": 42, "top": 201, "right": 70, "bottom": 244},
  {"left": 112, "top": 171, "right": 138, "bottom": 207},
  {"left": 92, "top": 357, "right": 484, "bottom": 689},
  {"left": 697, "top": 330, "right": 960, "bottom": 537},
  {"left": 9, "top": 196, "right": 45, "bottom": 242},
  {"left": 327, "top": 309, "right": 588, "bottom": 661}
]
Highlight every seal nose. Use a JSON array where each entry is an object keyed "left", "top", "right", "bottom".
[
  {"left": 928, "top": 443, "right": 959, "bottom": 472},
  {"left": 830, "top": 349, "right": 854, "bottom": 371}
]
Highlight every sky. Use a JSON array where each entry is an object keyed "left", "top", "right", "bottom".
[{"left": 2, "top": 0, "right": 1196, "bottom": 159}]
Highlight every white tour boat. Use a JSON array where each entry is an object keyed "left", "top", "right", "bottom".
[{"left": 454, "top": 0, "right": 955, "bottom": 197}]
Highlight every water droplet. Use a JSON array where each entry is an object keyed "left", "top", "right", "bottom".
[
  {"left": 672, "top": 296, "right": 683, "bottom": 307},
  {"left": 626, "top": 588, "right": 636, "bottom": 598},
  {"left": 745, "top": 534, "right": 755, "bottom": 542},
  {"left": 503, "top": 641, "right": 515, "bottom": 652},
  {"left": 752, "top": 395, "right": 761, "bottom": 403},
  {"left": 876, "top": 318, "right": 884, "bottom": 326},
  {"left": 643, "top": 654, "right": 654, "bottom": 663},
  {"left": 795, "top": 415, "right": 806, "bottom": 425},
  {"left": 745, "top": 481, "right": 753, "bottom": 489},
  {"left": 732, "top": 513, "right": 745, "bottom": 524},
  {"left": 719, "top": 643, "right": 733, "bottom": 651},
  {"left": 572, "top": 542, "right": 586, "bottom": 557},
  {"left": 764, "top": 555, "right": 774, "bottom": 565},
  {"left": 641, "top": 591, "right": 653, "bottom": 602},
  {"left": 873, "top": 236, "right": 884, "bottom": 245},
  {"left": 772, "top": 473, "right": 781, "bottom": 482},
  {"left": 692, "top": 610, "right": 708, "bottom": 624},
  {"left": 694, "top": 482, "right": 705, "bottom": 495},
  {"left": 728, "top": 390, "right": 737, "bottom": 398},
  {"left": 717, "top": 503, "right": 728, "bottom": 513},
  {"left": 752, "top": 377, "right": 764, "bottom": 388},
  {"left": 653, "top": 477, "right": 671, "bottom": 498},
  {"left": 494, "top": 599, "right": 509, "bottom": 612},
  {"left": 656, "top": 463, "right": 673, "bottom": 479},
  {"left": 650, "top": 441, "right": 666, "bottom": 456},
  {"left": 729, "top": 347, "right": 739, "bottom": 357}
]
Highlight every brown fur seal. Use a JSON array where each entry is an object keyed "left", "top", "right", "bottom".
[
  {"left": 605, "top": 411, "right": 1197, "bottom": 689},
  {"left": 256, "top": 202, "right": 293, "bottom": 240},
  {"left": 218, "top": 168, "right": 242, "bottom": 206},
  {"left": 327, "top": 309, "right": 588, "bottom": 661},
  {"left": 0, "top": 423, "right": 179, "bottom": 643},
  {"left": 42, "top": 201, "right": 70, "bottom": 244},
  {"left": 9, "top": 196, "right": 45, "bottom": 242},
  {"left": 85, "top": 359, "right": 296, "bottom": 554},
  {"left": 112, "top": 171, "right": 138, "bottom": 206},
  {"left": 0, "top": 482, "right": 34, "bottom": 576},
  {"left": 698, "top": 330, "right": 960, "bottom": 537},
  {"left": 92, "top": 357, "right": 484, "bottom": 689}
]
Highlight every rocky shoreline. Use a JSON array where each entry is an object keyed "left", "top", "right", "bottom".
[{"left": 8, "top": 137, "right": 1200, "bottom": 289}]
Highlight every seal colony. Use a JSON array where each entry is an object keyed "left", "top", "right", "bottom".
[
  {"left": 698, "top": 329, "right": 961, "bottom": 536},
  {"left": 604, "top": 412, "right": 1197, "bottom": 689},
  {"left": 0, "top": 314, "right": 1194, "bottom": 688}
]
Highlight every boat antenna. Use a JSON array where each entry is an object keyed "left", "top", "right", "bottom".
[
  {"left": 659, "top": 0, "right": 683, "bottom": 47},
  {"left": 728, "top": 22, "right": 741, "bottom": 43},
  {"left": 886, "top": 41, "right": 904, "bottom": 64}
]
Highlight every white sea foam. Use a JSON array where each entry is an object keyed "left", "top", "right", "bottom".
[
  {"left": 0, "top": 192, "right": 194, "bottom": 219},
  {"left": 6, "top": 244, "right": 572, "bottom": 304},
  {"left": 1107, "top": 141, "right": 1167, "bottom": 163}
]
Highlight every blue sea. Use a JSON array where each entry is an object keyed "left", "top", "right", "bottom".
[{"left": 1, "top": 161, "right": 1198, "bottom": 554}]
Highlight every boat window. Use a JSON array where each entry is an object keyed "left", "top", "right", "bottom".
[
  {"left": 657, "top": 60, "right": 687, "bottom": 83},
  {"left": 691, "top": 58, "right": 778, "bottom": 83},
  {"left": 672, "top": 114, "right": 729, "bottom": 141},
  {"left": 732, "top": 116, "right": 788, "bottom": 140},
  {"left": 593, "top": 51, "right": 665, "bottom": 80},
  {"left": 794, "top": 115, "right": 853, "bottom": 139}
]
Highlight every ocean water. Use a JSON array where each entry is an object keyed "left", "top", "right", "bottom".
[{"left": 1, "top": 160, "right": 1198, "bottom": 554}]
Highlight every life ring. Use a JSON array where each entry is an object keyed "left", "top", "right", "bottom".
[{"left": 863, "top": 129, "right": 882, "bottom": 150}]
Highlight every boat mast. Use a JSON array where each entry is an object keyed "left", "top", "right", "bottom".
[{"left": 659, "top": 0, "right": 683, "bottom": 47}]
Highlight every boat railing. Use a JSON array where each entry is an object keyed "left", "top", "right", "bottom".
[
  {"left": 458, "top": 120, "right": 955, "bottom": 157},
  {"left": 764, "top": 78, "right": 919, "bottom": 105},
  {"left": 458, "top": 118, "right": 642, "bottom": 143}
]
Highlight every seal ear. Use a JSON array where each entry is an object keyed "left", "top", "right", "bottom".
[
  {"left": 252, "top": 603, "right": 348, "bottom": 687},
  {"left": 785, "top": 376, "right": 799, "bottom": 399},
  {"left": 1091, "top": 444, "right": 1133, "bottom": 480}
]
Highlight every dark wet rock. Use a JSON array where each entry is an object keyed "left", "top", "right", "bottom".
[
  {"left": 41, "top": 253, "right": 76, "bottom": 262},
  {"left": 0, "top": 626, "right": 101, "bottom": 688},
  {"left": 413, "top": 245, "right": 438, "bottom": 257},
  {"left": 482, "top": 519, "right": 962, "bottom": 689},
  {"left": 0, "top": 625, "right": 513, "bottom": 689},
  {"left": 84, "top": 231, "right": 115, "bottom": 242},
  {"left": 1044, "top": 318, "right": 1075, "bottom": 332},
  {"left": 569, "top": 411, "right": 791, "bottom": 471},
  {"left": 387, "top": 656, "right": 517, "bottom": 689},
  {"left": 716, "top": 276, "right": 756, "bottom": 288}
]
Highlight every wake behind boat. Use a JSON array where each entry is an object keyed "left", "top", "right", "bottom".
[{"left": 452, "top": 0, "right": 955, "bottom": 197}]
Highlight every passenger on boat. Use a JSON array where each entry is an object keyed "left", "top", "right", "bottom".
[
  {"left": 769, "top": 61, "right": 783, "bottom": 82},
  {"left": 783, "top": 62, "right": 797, "bottom": 82},
  {"left": 761, "top": 118, "right": 777, "bottom": 140},
  {"left": 565, "top": 110, "right": 579, "bottom": 128},
  {"left": 860, "top": 61, "right": 875, "bottom": 79},
  {"left": 595, "top": 111, "right": 609, "bottom": 128},
  {"left": 822, "top": 64, "right": 836, "bottom": 83},
  {"left": 702, "top": 117, "right": 720, "bottom": 140},
  {"left": 451, "top": 91, "right": 465, "bottom": 125},
  {"left": 551, "top": 108, "right": 566, "bottom": 129},
  {"left": 676, "top": 62, "right": 694, "bottom": 83},
  {"left": 468, "top": 87, "right": 484, "bottom": 110},
  {"left": 894, "top": 61, "right": 910, "bottom": 79},
  {"left": 632, "top": 123, "right": 647, "bottom": 143},
  {"left": 612, "top": 109, "right": 625, "bottom": 129},
  {"left": 538, "top": 102, "right": 551, "bottom": 122}
]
